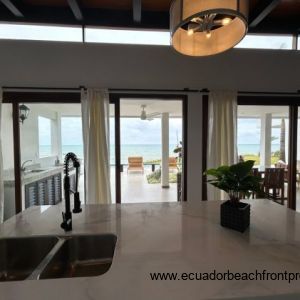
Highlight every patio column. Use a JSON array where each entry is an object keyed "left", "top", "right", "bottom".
[
  {"left": 52, "top": 112, "right": 62, "bottom": 162},
  {"left": 161, "top": 113, "right": 169, "bottom": 188},
  {"left": 260, "top": 113, "right": 272, "bottom": 170}
]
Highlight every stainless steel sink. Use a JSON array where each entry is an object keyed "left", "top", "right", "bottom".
[
  {"left": 39, "top": 234, "right": 117, "bottom": 279},
  {"left": 0, "top": 236, "right": 59, "bottom": 281},
  {"left": 0, "top": 234, "right": 117, "bottom": 281}
]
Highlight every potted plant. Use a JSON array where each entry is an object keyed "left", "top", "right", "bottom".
[{"left": 205, "top": 160, "right": 262, "bottom": 232}]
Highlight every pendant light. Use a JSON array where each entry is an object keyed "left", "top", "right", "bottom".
[{"left": 170, "top": 0, "right": 248, "bottom": 56}]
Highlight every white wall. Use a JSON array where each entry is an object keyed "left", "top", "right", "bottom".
[
  {"left": 20, "top": 104, "right": 59, "bottom": 166},
  {"left": 1, "top": 40, "right": 299, "bottom": 201},
  {"left": 1, "top": 104, "right": 14, "bottom": 170},
  {"left": 0, "top": 40, "right": 299, "bottom": 91}
]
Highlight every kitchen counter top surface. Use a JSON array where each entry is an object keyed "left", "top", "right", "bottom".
[
  {"left": 0, "top": 200, "right": 300, "bottom": 300},
  {"left": 3, "top": 166, "right": 64, "bottom": 186}
]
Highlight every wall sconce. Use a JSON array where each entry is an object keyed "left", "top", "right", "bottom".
[{"left": 19, "top": 104, "right": 30, "bottom": 124}]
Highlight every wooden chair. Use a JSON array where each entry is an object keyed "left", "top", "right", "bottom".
[
  {"left": 169, "top": 157, "right": 178, "bottom": 172},
  {"left": 250, "top": 168, "right": 264, "bottom": 199},
  {"left": 127, "top": 157, "right": 144, "bottom": 174},
  {"left": 275, "top": 160, "right": 288, "bottom": 182},
  {"left": 263, "top": 168, "right": 285, "bottom": 205}
]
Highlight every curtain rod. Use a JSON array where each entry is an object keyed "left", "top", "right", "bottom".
[
  {"left": 2, "top": 86, "right": 300, "bottom": 97},
  {"left": 2, "top": 86, "right": 203, "bottom": 94}
]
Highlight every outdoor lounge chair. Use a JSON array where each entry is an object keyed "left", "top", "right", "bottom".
[
  {"left": 169, "top": 157, "right": 178, "bottom": 172},
  {"left": 127, "top": 157, "right": 144, "bottom": 174}
]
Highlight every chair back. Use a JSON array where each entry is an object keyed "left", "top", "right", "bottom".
[
  {"left": 275, "top": 160, "right": 287, "bottom": 169},
  {"left": 128, "top": 157, "right": 143, "bottom": 167},
  {"left": 169, "top": 157, "right": 177, "bottom": 168},
  {"left": 263, "top": 168, "right": 285, "bottom": 189},
  {"left": 251, "top": 168, "right": 260, "bottom": 177}
]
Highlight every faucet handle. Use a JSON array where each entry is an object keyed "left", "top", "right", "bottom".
[
  {"left": 61, "top": 212, "right": 72, "bottom": 231},
  {"left": 73, "top": 192, "right": 82, "bottom": 213}
]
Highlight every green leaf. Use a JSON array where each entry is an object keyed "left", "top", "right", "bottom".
[
  {"left": 205, "top": 160, "right": 261, "bottom": 199},
  {"left": 229, "top": 160, "right": 254, "bottom": 178}
]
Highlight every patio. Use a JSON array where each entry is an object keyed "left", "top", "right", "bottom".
[{"left": 110, "top": 167, "right": 178, "bottom": 203}]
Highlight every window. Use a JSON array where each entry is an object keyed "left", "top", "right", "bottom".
[
  {"left": 0, "top": 23, "right": 82, "bottom": 42},
  {"left": 0, "top": 22, "right": 297, "bottom": 51},
  {"left": 236, "top": 34, "right": 294, "bottom": 50},
  {"left": 38, "top": 116, "right": 52, "bottom": 157},
  {"left": 84, "top": 27, "right": 170, "bottom": 45}
]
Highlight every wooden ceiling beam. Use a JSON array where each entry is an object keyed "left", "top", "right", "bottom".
[
  {"left": 133, "top": 0, "right": 142, "bottom": 23},
  {"left": 0, "top": 0, "right": 23, "bottom": 17},
  {"left": 67, "top": 0, "right": 83, "bottom": 21},
  {"left": 249, "top": 0, "right": 281, "bottom": 27},
  {"left": 0, "top": 7, "right": 169, "bottom": 29}
]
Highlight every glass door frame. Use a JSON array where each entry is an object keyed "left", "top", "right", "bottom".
[
  {"left": 238, "top": 95, "right": 300, "bottom": 210},
  {"left": 109, "top": 93, "right": 188, "bottom": 204},
  {"left": 3, "top": 90, "right": 188, "bottom": 213},
  {"left": 3, "top": 91, "right": 81, "bottom": 214},
  {"left": 202, "top": 94, "right": 300, "bottom": 210}
]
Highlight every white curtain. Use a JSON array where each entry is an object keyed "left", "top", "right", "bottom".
[
  {"left": 0, "top": 89, "right": 4, "bottom": 222},
  {"left": 207, "top": 91, "right": 238, "bottom": 200},
  {"left": 81, "top": 88, "right": 111, "bottom": 204}
]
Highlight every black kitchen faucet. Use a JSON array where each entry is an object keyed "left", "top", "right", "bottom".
[{"left": 61, "top": 152, "right": 82, "bottom": 231}]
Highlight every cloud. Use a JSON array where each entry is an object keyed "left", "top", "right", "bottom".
[{"left": 60, "top": 117, "right": 182, "bottom": 146}]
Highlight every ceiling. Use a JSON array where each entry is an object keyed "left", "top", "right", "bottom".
[
  {"left": 0, "top": 0, "right": 299, "bottom": 34},
  {"left": 238, "top": 105, "right": 289, "bottom": 118},
  {"left": 120, "top": 99, "right": 182, "bottom": 117}
]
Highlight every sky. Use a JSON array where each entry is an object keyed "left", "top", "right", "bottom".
[
  {"left": 119, "top": 118, "right": 182, "bottom": 145},
  {"left": 237, "top": 118, "right": 283, "bottom": 145},
  {"left": 39, "top": 117, "right": 182, "bottom": 146},
  {"left": 39, "top": 117, "right": 283, "bottom": 146},
  {"left": 0, "top": 24, "right": 295, "bottom": 50}
]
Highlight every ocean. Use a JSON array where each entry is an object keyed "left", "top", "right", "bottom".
[{"left": 40, "top": 144, "right": 281, "bottom": 164}]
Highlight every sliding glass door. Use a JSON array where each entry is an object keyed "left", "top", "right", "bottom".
[
  {"left": 110, "top": 94, "right": 187, "bottom": 204},
  {"left": 119, "top": 98, "right": 183, "bottom": 203},
  {"left": 236, "top": 95, "right": 300, "bottom": 211},
  {"left": 238, "top": 105, "right": 290, "bottom": 205},
  {"left": 19, "top": 103, "right": 84, "bottom": 211}
]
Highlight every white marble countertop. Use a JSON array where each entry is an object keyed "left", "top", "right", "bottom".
[{"left": 0, "top": 200, "right": 300, "bottom": 300}]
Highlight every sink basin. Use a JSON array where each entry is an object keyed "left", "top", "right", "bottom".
[
  {"left": 0, "top": 236, "right": 59, "bottom": 281},
  {"left": 39, "top": 234, "right": 117, "bottom": 279},
  {"left": 0, "top": 234, "right": 116, "bottom": 281}
]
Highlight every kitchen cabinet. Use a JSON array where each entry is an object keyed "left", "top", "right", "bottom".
[{"left": 25, "top": 173, "right": 62, "bottom": 208}]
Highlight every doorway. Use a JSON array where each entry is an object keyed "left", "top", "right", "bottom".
[
  {"left": 110, "top": 94, "right": 187, "bottom": 204},
  {"left": 237, "top": 95, "right": 300, "bottom": 211}
]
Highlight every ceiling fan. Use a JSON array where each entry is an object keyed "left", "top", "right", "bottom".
[{"left": 140, "top": 105, "right": 161, "bottom": 121}]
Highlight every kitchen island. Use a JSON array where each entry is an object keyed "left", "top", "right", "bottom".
[{"left": 0, "top": 200, "right": 300, "bottom": 300}]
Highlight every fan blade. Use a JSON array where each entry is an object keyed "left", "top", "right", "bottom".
[{"left": 147, "top": 112, "right": 161, "bottom": 118}]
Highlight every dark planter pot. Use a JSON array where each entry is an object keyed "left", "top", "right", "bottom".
[{"left": 220, "top": 200, "right": 250, "bottom": 233}]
